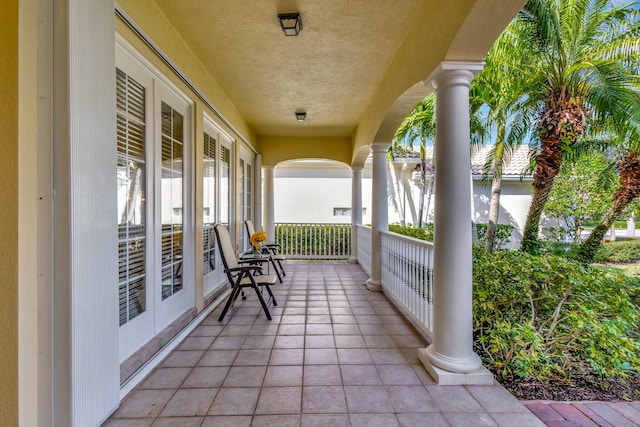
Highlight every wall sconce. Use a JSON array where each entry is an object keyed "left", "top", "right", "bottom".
[
  {"left": 295, "top": 112, "right": 307, "bottom": 122},
  {"left": 278, "top": 13, "right": 302, "bottom": 36}
]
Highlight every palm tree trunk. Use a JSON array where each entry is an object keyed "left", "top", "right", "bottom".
[
  {"left": 521, "top": 91, "right": 587, "bottom": 253},
  {"left": 387, "top": 160, "right": 405, "bottom": 226},
  {"left": 485, "top": 125, "right": 505, "bottom": 252},
  {"left": 485, "top": 175, "right": 503, "bottom": 252},
  {"left": 424, "top": 173, "right": 434, "bottom": 223},
  {"left": 578, "top": 152, "right": 640, "bottom": 263},
  {"left": 578, "top": 199, "right": 626, "bottom": 263},
  {"left": 521, "top": 176, "right": 557, "bottom": 253},
  {"left": 417, "top": 158, "right": 427, "bottom": 227},
  {"left": 401, "top": 166, "right": 418, "bottom": 224}
]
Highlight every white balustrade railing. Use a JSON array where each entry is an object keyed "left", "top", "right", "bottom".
[
  {"left": 275, "top": 223, "right": 351, "bottom": 259},
  {"left": 380, "top": 230, "right": 434, "bottom": 338},
  {"left": 355, "top": 225, "right": 371, "bottom": 275}
]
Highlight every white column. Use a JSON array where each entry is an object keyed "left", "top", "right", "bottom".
[
  {"left": 263, "top": 165, "right": 275, "bottom": 243},
  {"left": 366, "top": 142, "right": 391, "bottom": 292},
  {"left": 418, "top": 62, "right": 493, "bottom": 385},
  {"left": 254, "top": 154, "right": 263, "bottom": 231},
  {"left": 350, "top": 166, "right": 363, "bottom": 264}
]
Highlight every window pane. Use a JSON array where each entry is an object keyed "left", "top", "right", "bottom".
[
  {"left": 160, "top": 101, "right": 184, "bottom": 300},
  {"left": 220, "top": 146, "right": 230, "bottom": 226},
  {"left": 116, "top": 68, "right": 147, "bottom": 326},
  {"left": 203, "top": 132, "right": 216, "bottom": 276}
]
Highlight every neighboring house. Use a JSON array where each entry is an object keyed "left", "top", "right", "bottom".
[{"left": 274, "top": 145, "right": 533, "bottom": 247}]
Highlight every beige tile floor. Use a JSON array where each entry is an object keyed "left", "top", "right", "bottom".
[{"left": 104, "top": 262, "right": 546, "bottom": 427}]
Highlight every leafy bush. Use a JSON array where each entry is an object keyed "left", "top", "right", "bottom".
[
  {"left": 593, "top": 239, "right": 640, "bottom": 263},
  {"left": 388, "top": 223, "right": 514, "bottom": 249},
  {"left": 473, "top": 247, "right": 640, "bottom": 381},
  {"left": 476, "top": 223, "right": 514, "bottom": 249},
  {"left": 274, "top": 224, "right": 351, "bottom": 258},
  {"left": 539, "top": 241, "right": 582, "bottom": 260},
  {"left": 388, "top": 223, "right": 434, "bottom": 241}
]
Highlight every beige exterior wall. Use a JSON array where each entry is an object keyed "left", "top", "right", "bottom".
[
  {"left": 258, "top": 136, "right": 352, "bottom": 166},
  {"left": 17, "top": 0, "right": 40, "bottom": 425},
  {"left": 0, "top": 1, "right": 20, "bottom": 425}
]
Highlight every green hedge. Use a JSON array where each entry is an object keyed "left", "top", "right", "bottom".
[
  {"left": 593, "top": 239, "right": 640, "bottom": 263},
  {"left": 473, "top": 247, "right": 640, "bottom": 381},
  {"left": 388, "top": 223, "right": 434, "bottom": 241},
  {"left": 388, "top": 223, "right": 514, "bottom": 249},
  {"left": 274, "top": 224, "right": 351, "bottom": 257}
]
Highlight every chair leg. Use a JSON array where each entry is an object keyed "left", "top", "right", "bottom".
[
  {"left": 251, "top": 282, "right": 272, "bottom": 321},
  {"left": 264, "top": 284, "right": 277, "bottom": 306},
  {"left": 218, "top": 286, "right": 241, "bottom": 321},
  {"left": 276, "top": 259, "right": 286, "bottom": 277},
  {"left": 270, "top": 258, "right": 283, "bottom": 283}
]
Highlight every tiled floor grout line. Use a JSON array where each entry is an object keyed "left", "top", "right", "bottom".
[{"left": 107, "top": 262, "right": 560, "bottom": 426}]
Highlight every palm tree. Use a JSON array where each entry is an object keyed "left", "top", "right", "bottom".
[
  {"left": 516, "top": 0, "right": 640, "bottom": 253},
  {"left": 471, "top": 25, "right": 536, "bottom": 251},
  {"left": 578, "top": 124, "right": 640, "bottom": 262},
  {"left": 393, "top": 96, "right": 436, "bottom": 227}
]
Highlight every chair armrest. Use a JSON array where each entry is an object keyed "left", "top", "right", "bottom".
[
  {"left": 224, "top": 265, "right": 261, "bottom": 274},
  {"left": 262, "top": 244, "right": 281, "bottom": 255},
  {"left": 238, "top": 258, "right": 269, "bottom": 265}
]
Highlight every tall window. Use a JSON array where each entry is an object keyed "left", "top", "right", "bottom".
[
  {"left": 220, "top": 146, "right": 231, "bottom": 227},
  {"left": 203, "top": 132, "right": 216, "bottom": 276},
  {"left": 160, "top": 102, "right": 184, "bottom": 300},
  {"left": 246, "top": 162, "right": 253, "bottom": 226},
  {"left": 116, "top": 68, "right": 147, "bottom": 326},
  {"left": 239, "top": 155, "right": 253, "bottom": 251}
]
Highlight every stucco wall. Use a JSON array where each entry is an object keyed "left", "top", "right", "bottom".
[
  {"left": 273, "top": 163, "right": 534, "bottom": 248},
  {"left": 274, "top": 168, "right": 371, "bottom": 224},
  {"left": 0, "top": 1, "right": 19, "bottom": 424}
]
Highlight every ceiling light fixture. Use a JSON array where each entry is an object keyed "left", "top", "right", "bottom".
[
  {"left": 278, "top": 13, "right": 302, "bottom": 36},
  {"left": 295, "top": 112, "right": 307, "bottom": 122}
]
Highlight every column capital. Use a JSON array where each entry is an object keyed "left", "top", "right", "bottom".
[
  {"left": 262, "top": 165, "right": 275, "bottom": 172},
  {"left": 425, "top": 61, "right": 484, "bottom": 90},
  {"left": 351, "top": 166, "right": 364, "bottom": 173},
  {"left": 370, "top": 142, "right": 391, "bottom": 154}
]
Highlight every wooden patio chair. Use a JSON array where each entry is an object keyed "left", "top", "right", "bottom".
[
  {"left": 214, "top": 224, "right": 278, "bottom": 321},
  {"left": 245, "top": 219, "right": 286, "bottom": 282}
]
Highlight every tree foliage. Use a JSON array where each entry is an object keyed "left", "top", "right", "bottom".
[{"left": 543, "top": 152, "right": 615, "bottom": 241}]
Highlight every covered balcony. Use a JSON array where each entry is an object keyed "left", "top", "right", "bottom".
[{"left": 5, "top": 0, "right": 541, "bottom": 426}]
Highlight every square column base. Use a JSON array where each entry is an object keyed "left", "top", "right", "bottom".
[
  {"left": 365, "top": 279, "right": 383, "bottom": 292},
  {"left": 418, "top": 348, "right": 494, "bottom": 385}
]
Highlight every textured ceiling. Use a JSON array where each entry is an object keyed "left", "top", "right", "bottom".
[
  {"left": 152, "top": 0, "right": 425, "bottom": 137},
  {"left": 148, "top": 0, "right": 526, "bottom": 159}
]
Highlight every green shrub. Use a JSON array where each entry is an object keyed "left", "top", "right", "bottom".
[
  {"left": 539, "top": 241, "right": 582, "bottom": 260},
  {"left": 388, "top": 223, "right": 514, "bottom": 249},
  {"left": 388, "top": 223, "right": 434, "bottom": 241},
  {"left": 274, "top": 224, "right": 351, "bottom": 258},
  {"left": 473, "top": 247, "right": 640, "bottom": 381},
  {"left": 476, "top": 223, "right": 514, "bottom": 249},
  {"left": 593, "top": 239, "right": 640, "bottom": 263}
]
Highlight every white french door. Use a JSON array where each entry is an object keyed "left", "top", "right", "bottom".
[
  {"left": 116, "top": 40, "right": 193, "bottom": 362},
  {"left": 202, "top": 117, "right": 234, "bottom": 295},
  {"left": 239, "top": 150, "right": 254, "bottom": 253},
  {"left": 154, "top": 82, "right": 193, "bottom": 332}
]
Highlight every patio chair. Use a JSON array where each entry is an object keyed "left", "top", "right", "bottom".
[
  {"left": 214, "top": 224, "right": 278, "bottom": 321},
  {"left": 245, "top": 219, "right": 286, "bottom": 282}
]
